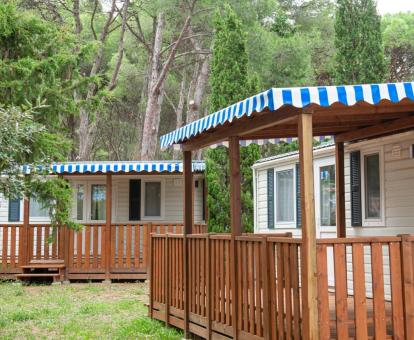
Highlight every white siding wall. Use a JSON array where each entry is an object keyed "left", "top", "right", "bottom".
[
  {"left": 0, "top": 194, "right": 9, "bottom": 222},
  {"left": 0, "top": 175, "right": 205, "bottom": 224}
]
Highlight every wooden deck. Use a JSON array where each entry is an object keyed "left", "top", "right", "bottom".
[
  {"left": 0, "top": 222, "right": 207, "bottom": 281},
  {"left": 149, "top": 233, "right": 414, "bottom": 339},
  {"left": 327, "top": 293, "right": 393, "bottom": 339}
]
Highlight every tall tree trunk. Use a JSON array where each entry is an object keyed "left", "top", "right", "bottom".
[
  {"left": 172, "top": 76, "right": 187, "bottom": 159},
  {"left": 140, "top": 13, "right": 191, "bottom": 160},
  {"left": 140, "top": 13, "right": 165, "bottom": 161}
]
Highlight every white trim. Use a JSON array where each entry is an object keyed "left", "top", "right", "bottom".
[
  {"left": 360, "top": 147, "right": 385, "bottom": 227},
  {"left": 253, "top": 167, "right": 258, "bottom": 232},
  {"left": 314, "top": 157, "right": 337, "bottom": 238},
  {"left": 274, "top": 164, "right": 296, "bottom": 228},
  {"left": 141, "top": 179, "right": 165, "bottom": 220}
]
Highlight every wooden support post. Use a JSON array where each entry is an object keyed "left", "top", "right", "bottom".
[
  {"left": 22, "top": 198, "right": 30, "bottom": 265},
  {"left": 183, "top": 151, "right": 193, "bottom": 339},
  {"left": 229, "top": 136, "right": 241, "bottom": 340},
  {"left": 400, "top": 234, "right": 414, "bottom": 338},
  {"left": 165, "top": 234, "right": 169, "bottom": 327},
  {"left": 298, "top": 112, "right": 319, "bottom": 339},
  {"left": 105, "top": 174, "right": 112, "bottom": 281},
  {"left": 261, "top": 237, "right": 270, "bottom": 340},
  {"left": 229, "top": 136, "right": 242, "bottom": 235},
  {"left": 148, "top": 228, "right": 153, "bottom": 318},
  {"left": 206, "top": 234, "right": 212, "bottom": 340},
  {"left": 335, "top": 141, "right": 346, "bottom": 238}
]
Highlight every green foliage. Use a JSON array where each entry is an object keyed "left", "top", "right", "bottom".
[
  {"left": 334, "top": 0, "right": 386, "bottom": 84},
  {"left": 382, "top": 12, "right": 414, "bottom": 81},
  {"left": 206, "top": 4, "right": 261, "bottom": 233},
  {"left": 0, "top": 106, "right": 79, "bottom": 231},
  {"left": 0, "top": 2, "right": 89, "bottom": 134},
  {"left": 210, "top": 4, "right": 249, "bottom": 111}
]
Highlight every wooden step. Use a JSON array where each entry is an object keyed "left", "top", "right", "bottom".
[
  {"left": 29, "top": 259, "right": 64, "bottom": 264},
  {"left": 16, "top": 273, "right": 61, "bottom": 278},
  {"left": 21, "top": 263, "right": 65, "bottom": 269}
]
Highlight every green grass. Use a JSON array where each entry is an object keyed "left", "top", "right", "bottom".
[{"left": 0, "top": 281, "right": 182, "bottom": 339}]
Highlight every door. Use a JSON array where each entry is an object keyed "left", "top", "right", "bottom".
[{"left": 314, "top": 157, "right": 337, "bottom": 286}]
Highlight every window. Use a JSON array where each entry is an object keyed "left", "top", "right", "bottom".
[
  {"left": 30, "top": 198, "right": 49, "bottom": 218},
  {"left": 76, "top": 184, "right": 84, "bottom": 220},
  {"left": 91, "top": 185, "right": 106, "bottom": 220},
  {"left": 319, "top": 165, "right": 336, "bottom": 226},
  {"left": 276, "top": 169, "right": 295, "bottom": 223},
  {"left": 144, "top": 182, "right": 161, "bottom": 217},
  {"left": 364, "top": 153, "right": 381, "bottom": 219},
  {"left": 8, "top": 199, "right": 20, "bottom": 222}
]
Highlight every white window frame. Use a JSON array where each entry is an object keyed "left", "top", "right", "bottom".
[
  {"left": 274, "top": 164, "right": 296, "bottom": 227},
  {"left": 314, "top": 157, "right": 337, "bottom": 234},
  {"left": 70, "top": 179, "right": 107, "bottom": 223},
  {"left": 29, "top": 197, "right": 50, "bottom": 222},
  {"left": 141, "top": 179, "right": 165, "bottom": 220},
  {"left": 361, "top": 147, "right": 385, "bottom": 227},
  {"left": 73, "top": 182, "right": 87, "bottom": 222}
]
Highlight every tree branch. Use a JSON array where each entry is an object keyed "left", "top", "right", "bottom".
[
  {"left": 153, "top": 15, "right": 192, "bottom": 94},
  {"left": 108, "top": 0, "right": 130, "bottom": 91}
]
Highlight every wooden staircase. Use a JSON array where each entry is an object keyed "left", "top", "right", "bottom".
[{"left": 17, "top": 260, "right": 65, "bottom": 283}]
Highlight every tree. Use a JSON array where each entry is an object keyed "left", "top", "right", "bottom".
[
  {"left": 334, "top": 0, "right": 386, "bottom": 84},
  {"left": 0, "top": 1, "right": 84, "bottom": 137},
  {"left": 206, "top": 4, "right": 260, "bottom": 232},
  {"left": 0, "top": 106, "right": 78, "bottom": 231},
  {"left": 382, "top": 12, "right": 414, "bottom": 82}
]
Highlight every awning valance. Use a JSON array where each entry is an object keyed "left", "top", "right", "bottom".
[
  {"left": 22, "top": 161, "right": 205, "bottom": 174},
  {"left": 160, "top": 82, "right": 414, "bottom": 149}
]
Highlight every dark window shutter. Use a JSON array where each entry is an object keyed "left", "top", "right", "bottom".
[
  {"left": 202, "top": 179, "right": 206, "bottom": 221},
  {"left": 296, "top": 163, "right": 302, "bottom": 228},
  {"left": 267, "top": 169, "right": 275, "bottom": 229},
  {"left": 350, "top": 151, "right": 362, "bottom": 226},
  {"left": 129, "top": 180, "right": 141, "bottom": 221},
  {"left": 8, "top": 199, "right": 20, "bottom": 222}
]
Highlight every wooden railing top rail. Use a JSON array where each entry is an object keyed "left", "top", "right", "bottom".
[
  {"left": 317, "top": 236, "right": 402, "bottom": 244},
  {"left": 267, "top": 236, "right": 302, "bottom": 243}
]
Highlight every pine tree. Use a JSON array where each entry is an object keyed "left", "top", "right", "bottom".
[
  {"left": 206, "top": 4, "right": 260, "bottom": 232},
  {"left": 334, "top": 0, "right": 386, "bottom": 84}
]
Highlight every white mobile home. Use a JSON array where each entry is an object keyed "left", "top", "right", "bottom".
[
  {"left": 0, "top": 160, "right": 206, "bottom": 281},
  {"left": 253, "top": 131, "right": 414, "bottom": 296},
  {"left": 253, "top": 131, "right": 414, "bottom": 237}
]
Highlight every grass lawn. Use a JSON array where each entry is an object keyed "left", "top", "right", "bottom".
[{"left": 0, "top": 281, "right": 182, "bottom": 339}]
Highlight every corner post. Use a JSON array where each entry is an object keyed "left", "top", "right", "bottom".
[
  {"left": 298, "top": 111, "right": 319, "bottom": 339},
  {"left": 105, "top": 174, "right": 112, "bottom": 282},
  {"left": 21, "top": 197, "right": 30, "bottom": 266},
  {"left": 229, "top": 136, "right": 241, "bottom": 339},
  {"left": 335, "top": 141, "right": 346, "bottom": 237},
  {"left": 183, "top": 150, "right": 193, "bottom": 339}
]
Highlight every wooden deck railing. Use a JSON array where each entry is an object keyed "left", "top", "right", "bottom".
[
  {"left": 0, "top": 222, "right": 207, "bottom": 280},
  {"left": 149, "top": 233, "right": 414, "bottom": 339}
]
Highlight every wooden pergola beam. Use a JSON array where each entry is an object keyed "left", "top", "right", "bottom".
[
  {"left": 182, "top": 109, "right": 298, "bottom": 151},
  {"left": 298, "top": 112, "right": 319, "bottom": 339},
  {"left": 335, "top": 114, "right": 414, "bottom": 142}
]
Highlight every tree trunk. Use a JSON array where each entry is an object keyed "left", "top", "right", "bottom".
[
  {"left": 172, "top": 76, "right": 187, "bottom": 159},
  {"left": 140, "top": 13, "right": 164, "bottom": 161}
]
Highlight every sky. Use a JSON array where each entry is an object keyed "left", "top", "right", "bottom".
[{"left": 377, "top": 0, "right": 414, "bottom": 15}]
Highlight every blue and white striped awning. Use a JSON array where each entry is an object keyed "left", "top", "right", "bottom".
[
  {"left": 22, "top": 161, "right": 205, "bottom": 174},
  {"left": 161, "top": 82, "right": 414, "bottom": 149}
]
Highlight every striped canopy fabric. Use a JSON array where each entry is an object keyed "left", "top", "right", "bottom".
[
  {"left": 161, "top": 82, "right": 414, "bottom": 149},
  {"left": 22, "top": 161, "right": 205, "bottom": 174}
]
